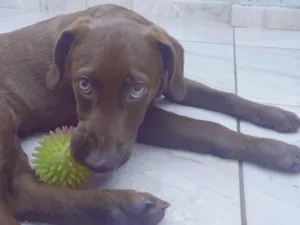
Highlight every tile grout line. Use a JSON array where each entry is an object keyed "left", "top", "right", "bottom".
[
  {"left": 233, "top": 27, "right": 248, "bottom": 225},
  {"left": 234, "top": 43, "right": 300, "bottom": 51}
]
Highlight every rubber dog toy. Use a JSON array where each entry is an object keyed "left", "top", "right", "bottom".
[{"left": 32, "top": 126, "right": 92, "bottom": 188}]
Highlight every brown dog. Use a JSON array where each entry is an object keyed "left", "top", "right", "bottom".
[{"left": 0, "top": 4, "right": 300, "bottom": 225}]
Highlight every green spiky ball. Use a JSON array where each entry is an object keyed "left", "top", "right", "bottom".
[{"left": 32, "top": 126, "right": 92, "bottom": 189}]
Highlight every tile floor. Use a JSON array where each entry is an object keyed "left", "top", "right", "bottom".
[{"left": 0, "top": 9, "right": 300, "bottom": 225}]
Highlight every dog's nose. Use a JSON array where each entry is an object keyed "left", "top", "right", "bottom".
[{"left": 84, "top": 151, "right": 118, "bottom": 173}]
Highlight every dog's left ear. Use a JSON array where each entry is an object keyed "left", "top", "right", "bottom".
[
  {"left": 46, "top": 17, "right": 92, "bottom": 90},
  {"left": 145, "top": 25, "right": 186, "bottom": 101}
]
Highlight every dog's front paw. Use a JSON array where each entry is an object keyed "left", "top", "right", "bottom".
[
  {"left": 250, "top": 105, "right": 300, "bottom": 133},
  {"left": 107, "top": 190, "right": 170, "bottom": 225},
  {"left": 250, "top": 139, "right": 300, "bottom": 173}
]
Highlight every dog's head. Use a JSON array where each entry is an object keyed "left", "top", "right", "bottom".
[{"left": 46, "top": 16, "right": 186, "bottom": 173}]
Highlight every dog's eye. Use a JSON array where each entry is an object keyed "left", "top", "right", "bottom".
[
  {"left": 78, "top": 77, "right": 92, "bottom": 95},
  {"left": 130, "top": 82, "right": 145, "bottom": 99}
]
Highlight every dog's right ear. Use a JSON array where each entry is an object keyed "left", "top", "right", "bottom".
[{"left": 46, "top": 17, "right": 92, "bottom": 90}]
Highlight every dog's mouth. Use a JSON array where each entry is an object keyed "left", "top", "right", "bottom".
[
  {"left": 84, "top": 163, "right": 117, "bottom": 174},
  {"left": 70, "top": 127, "right": 132, "bottom": 175},
  {"left": 80, "top": 149, "right": 131, "bottom": 175}
]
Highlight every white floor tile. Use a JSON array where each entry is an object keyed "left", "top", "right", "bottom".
[
  {"left": 240, "top": 105, "right": 300, "bottom": 225},
  {"left": 0, "top": 8, "right": 23, "bottom": 17},
  {"left": 180, "top": 41, "right": 235, "bottom": 93},
  {"left": 235, "top": 28, "right": 300, "bottom": 50},
  {"left": 91, "top": 144, "right": 241, "bottom": 225},
  {"left": 236, "top": 45, "right": 300, "bottom": 107}
]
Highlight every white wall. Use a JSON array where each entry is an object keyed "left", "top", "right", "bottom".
[
  {"left": 0, "top": 0, "right": 299, "bottom": 12},
  {"left": 234, "top": 0, "right": 300, "bottom": 8}
]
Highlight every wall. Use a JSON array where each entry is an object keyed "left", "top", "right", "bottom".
[
  {"left": 0, "top": 0, "right": 300, "bottom": 12},
  {"left": 234, "top": 0, "right": 300, "bottom": 8},
  {"left": 0, "top": 0, "right": 299, "bottom": 30}
]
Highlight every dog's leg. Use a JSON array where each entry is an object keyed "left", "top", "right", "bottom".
[
  {"left": 13, "top": 176, "right": 169, "bottom": 225},
  {"left": 138, "top": 106, "right": 300, "bottom": 173},
  {"left": 11, "top": 145, "right": 169, "bottom": 225},
  {"left": 164, "top": 78, "right": 300, "bottom": 133},
  {"left": 0, "top": 204, "right": 19, "bottom": 225},
  {"left": 0, "top": 107, "right": 22, "bottom": 225}
]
